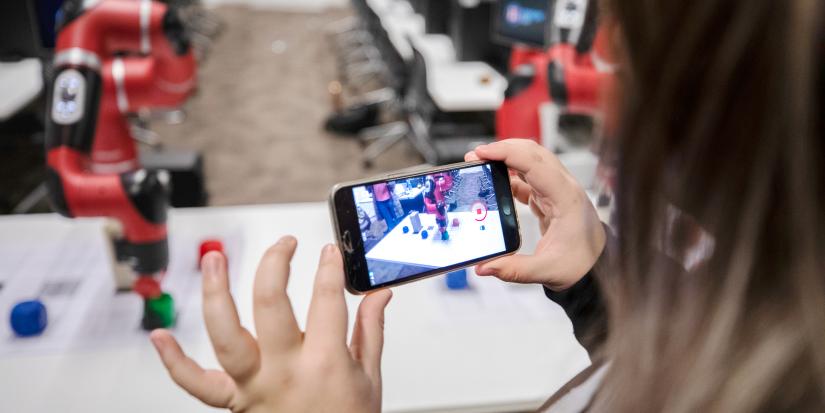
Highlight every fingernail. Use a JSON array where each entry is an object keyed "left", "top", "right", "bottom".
[
  {"left": 322, "top": 243, "right": 335, "bottom": 258},
  {"left": 203, "top": 253, "right": 220, "bottom": 277},
  {"left": 149, "top": 332, "right": 163, "bottom": 351},
  {"left": 475, "top": 264, "right": 493, "bottom": 275}
]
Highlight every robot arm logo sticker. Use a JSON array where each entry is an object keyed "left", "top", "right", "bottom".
[{"left": 51, "top": 69, "right": 86, "bottom": 125}]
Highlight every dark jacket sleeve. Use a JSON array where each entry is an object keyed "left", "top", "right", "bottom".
[
  {"left": 543, "top": 224, "right": 614, "bottom": 355},
  {"left": 543, "top": 224, "right": 687, "bottom": 356}
]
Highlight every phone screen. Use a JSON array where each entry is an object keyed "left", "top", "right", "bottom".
[{"left": 350, "top": 164, "right": 507, "bottom": 286}]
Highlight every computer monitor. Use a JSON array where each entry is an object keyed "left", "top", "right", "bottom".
[{"left": 492, "top": 0, "right": 549, "bottom": 48}]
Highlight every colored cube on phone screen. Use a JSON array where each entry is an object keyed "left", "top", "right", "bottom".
[
  {"left": 410, "top": 211, "right": 423, "bottom": 233},
  {"left": 452, "top": 218, "right": 460, "bottom": 227},
  {"left": 421, "top": 230, "right": 429, "bottom": 239},
  {"left": 402, "top": 226, "right": 409, "bottom": 234}
]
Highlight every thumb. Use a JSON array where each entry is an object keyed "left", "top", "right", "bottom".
[
  {"left": 476, "top": 254, "right": 542, "bottom": 283},
  {"left": 350, "top": 289, "right": 393, "bottom": 381},
  {"left": 464, "top": 151, "right": 481, "bottom": 162}
]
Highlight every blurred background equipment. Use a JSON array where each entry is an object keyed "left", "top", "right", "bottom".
[
  {"left": 326, "top": 0, "right": 509, "bottom": 168},
  {"left": 0, "top": 0, "right": 221, "bottom": 216},
  {"left": 3, "top": 0, "right": 611, "bottom": 209},
  {"left": 324, "top": 0, "right": 611, "bottom": 191},
  {"left": 495, "top": 0, "right": 614, "bottom": 189}
]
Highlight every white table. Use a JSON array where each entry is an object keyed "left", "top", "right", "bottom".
[
  {"left": 427, "top": 61, "right": 507, "bottom": 112},
  {"left": 0, "top": 203, "right": 590, "bottom": 412},
  {"left": 403, "top": 28, "right": 507, "bottom": 113}
]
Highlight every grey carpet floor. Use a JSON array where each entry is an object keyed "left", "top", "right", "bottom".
[{"left": 153, "top": 6, "right": 421, "bottom": 206}]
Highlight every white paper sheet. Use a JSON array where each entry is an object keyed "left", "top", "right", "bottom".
[{"left": 0, "top": 218, "right": 244, "bottom": 357}]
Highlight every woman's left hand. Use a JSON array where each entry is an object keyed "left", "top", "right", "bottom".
[{"left": 150, "top": 236, "right": 392, "bottom": 413}]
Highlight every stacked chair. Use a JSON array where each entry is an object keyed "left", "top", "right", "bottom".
[{"left": 326, "top": 0, "right": 509, "bottom": 168}]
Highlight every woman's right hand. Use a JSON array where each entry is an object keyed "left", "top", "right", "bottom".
[
  {"left": 151, "top": 238, "right": 391, "bottom": 413},
  {"left": 465, "top": 139, "right": 606, "bottom": 291}
]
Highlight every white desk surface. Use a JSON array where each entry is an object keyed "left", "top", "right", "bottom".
[
  {"left": 367, "top": 211, "right": 506, "bottom": 268},
  {"left": 0, "top": 202, "right": 589, "bottom": 413},
  {"left": 427, "top": 61, "right": 507, "bottom": 112},
  {"left": 370, "top": 7, "right": 506, "bottom": 112},
  {"left": 0, "top": 59, "right": 43, "bottom": 121}
]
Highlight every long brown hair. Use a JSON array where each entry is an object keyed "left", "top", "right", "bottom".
[{"left": 595, "top": 0, "right": 825, "bottom": 411}]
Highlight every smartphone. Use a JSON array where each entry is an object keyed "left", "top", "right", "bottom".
[{"left": 329, "top": 161, "right": 521, "bottom": 294}]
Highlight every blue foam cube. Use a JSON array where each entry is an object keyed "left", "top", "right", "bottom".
[
  {"left": 446, "top": 269, "right": 468, "bottom": 290},
  {"left": 10, "top": 300, "right": 48, "bottom": 337},
  {"left": 421, "top": 230, "right": 429, "bottom": 239},
  {"left": 402, "top": 226, "right": 409, "bottom": 234}
]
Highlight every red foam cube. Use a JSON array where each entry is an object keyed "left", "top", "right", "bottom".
[{"left": 133, "top": 277, "right": 162, "bottom": 299}]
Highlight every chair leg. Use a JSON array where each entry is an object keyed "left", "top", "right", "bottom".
[
  {"left": 325, "top": 16, "right": 359, "bottom": 36},
  {"left": 358, "top": 87, "right": 395, "bottom": 105},
  {"left": 345, "top": 61, "right": 383, "bottom": 79},
  {"left": 361, "top": 125, "right": 410, "bottom": 168},
  {"left": 407, "top": 113, "right": 439, "bottom": 165},
  {"left": 360, "top": 121, "right": 408, "bottom": 143}
]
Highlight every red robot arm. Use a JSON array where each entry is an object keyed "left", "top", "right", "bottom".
[
  {"left": 44, "top": 0, "right": 196, "bottom": 329},
  {"left": 496, "top": 0, "right": 614, "bottom": 142},
  {"left": 424, "top": 197, "right": 437, "bottom": 215}
]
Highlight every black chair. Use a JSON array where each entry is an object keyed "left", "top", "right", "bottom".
[
  {"left": 369, "top": 5, "right": 410, "bottom": 92},
  {"left": 448, "top": 0, "right": 510, "bottom": 73},
  {"left": 404, "top": 47, "right": 495, "bottom": 165},
  {"left": 357, "top": 17, "right": 416, "bottom": 166}
]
